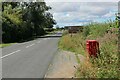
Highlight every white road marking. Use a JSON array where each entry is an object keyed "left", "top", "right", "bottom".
[
  {"left": 1, "top": 50, "right": 21, "bottom": 59},
  {"left": 26, "top": 44, "right": 35, "bottom": 48}
]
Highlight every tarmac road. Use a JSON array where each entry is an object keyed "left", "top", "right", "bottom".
[{"left": 2, "top": 32, "right": 62, "bottom": 78}]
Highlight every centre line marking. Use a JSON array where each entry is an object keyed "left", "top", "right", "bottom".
[
  {"left": 1, "top": 50, "right": 21, "bottom": 59},
  {"left": 26, "top": 44, "right": 35, "bottom": 48}
]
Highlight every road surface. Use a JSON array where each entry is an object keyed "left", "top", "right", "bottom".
[{"left": 2, "top": 32, "right": 62, "bottom": 78}]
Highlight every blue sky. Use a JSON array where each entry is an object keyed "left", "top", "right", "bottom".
[{"left": 45, "top": 0, "right": 118, "bottom": 27}]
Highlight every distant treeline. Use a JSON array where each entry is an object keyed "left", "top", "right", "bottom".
[{"left": 2, "top": 2, "right": 56, "bottom": 43}]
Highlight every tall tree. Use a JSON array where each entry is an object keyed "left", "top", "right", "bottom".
[
  {"left": 2, "top": 2, "right": 22, "bottom": 42},
  {"left": 2, "top": 1, "right": 56, "bottom": 43}
]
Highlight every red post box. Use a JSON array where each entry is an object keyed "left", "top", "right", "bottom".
[{"left": 86, "top": 40, "right": 100, "bottom": 57}]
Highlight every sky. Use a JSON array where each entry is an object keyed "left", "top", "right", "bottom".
[{"left": 45, "top": 0, "right": 119, "bottom": 27}]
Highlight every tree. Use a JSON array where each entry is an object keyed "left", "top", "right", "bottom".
[
  {"left": 2, "top": 2, "right": 22, "bottom": 42},
  {"left": 2, "top": 2, "right": 56, "bottom": 43},
  {"left": 21, "top": 2, "right": 55, "bottom": 36}
]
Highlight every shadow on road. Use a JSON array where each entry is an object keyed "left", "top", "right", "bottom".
[
  {"left": 18, "top": 34, "right": 62, "bottom": 43},
  {"left": 36, "top": 35, "right": 62, "bottom": 38}
]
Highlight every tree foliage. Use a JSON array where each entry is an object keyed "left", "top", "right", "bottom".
[{"left": 2, "top": 2, "right": 56, "bottom": 43}]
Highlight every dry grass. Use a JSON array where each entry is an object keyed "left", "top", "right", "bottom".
[
  {"left": 0, "top": 43, "right": 13, "bottom": 48},
  {"left": 59, "top": 22, "right": 119, "bottom": 78},
  {"left": 59, "top": 33, "right": 86, "bottom": 55}
]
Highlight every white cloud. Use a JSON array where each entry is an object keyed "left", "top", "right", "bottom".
[
  {"left": 45, "top": 0, "right": 119, "bottom": 2},
  {"left": 46, "top": 2, "right": 118, "bottom": 27},
  {"left": 102, "top": 11, "right": 115, "bottom": 18},
  {"left": 47, "top": 2, "right": 81, "bottom": 13}
]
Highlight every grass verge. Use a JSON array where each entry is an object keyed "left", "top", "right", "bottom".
[
  {"left": 58, "top": 22, "right": 119, "bottom": 78},
  {"left": 0, "top": 43, "right": 13, "bottom": 48}
]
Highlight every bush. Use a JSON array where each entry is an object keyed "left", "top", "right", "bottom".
[
  {"left": 82, "top": 26, "right": 90, "bottom": 37},
  {"left": 76, "top": 22, "right": 119, "bottom": 78},
  {"left": 62, "top": 30, "right": 68, "bottom": 36}
]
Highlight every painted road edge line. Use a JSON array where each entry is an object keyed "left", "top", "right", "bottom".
[{"left": 1, "top": 50, "right": 21, "bottom": 59}]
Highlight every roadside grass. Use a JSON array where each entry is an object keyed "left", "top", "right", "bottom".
[
  {"left": 0, "top": 43, "right": 13, "bottom": 48},
  {"left": 58, "top": 33, "right": 86, "bottom": 56},
  {"left": 59, "top": 22, "right": 119, "bottom": 78}
]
